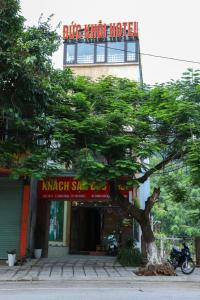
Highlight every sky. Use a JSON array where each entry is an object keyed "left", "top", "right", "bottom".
[{"left": 20, "top": 0, "right": 200, "bottom": 84}]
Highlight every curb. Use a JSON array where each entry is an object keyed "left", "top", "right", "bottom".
[{"left": 0, "top": 275, "right": 200, "bottom": 283}]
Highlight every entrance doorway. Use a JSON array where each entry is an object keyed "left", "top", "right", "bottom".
[
  {"left": 35, "top": 199, "right": 120, "bottom": 257},
  {"left": 70, "top": 207, "right": 101, "bottom": 253}
]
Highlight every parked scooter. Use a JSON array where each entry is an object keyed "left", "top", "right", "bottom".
[
  {"left": 169, "top": 242, "right": 195, "bottom": 274},
  {"left": 104, "top": 233, "right": 119, "bottom": 256}
]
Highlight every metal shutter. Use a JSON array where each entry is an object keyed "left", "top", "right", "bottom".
[{"left": 0, "top": 178, "right": 23, "bottom": 259}]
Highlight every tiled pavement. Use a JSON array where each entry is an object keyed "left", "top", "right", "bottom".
[
  {"left": 0, "top": 255, "right": 200, "bottom": 282},
  {"left": 0, "top": 256, "right": 137, "bottom": 281}
]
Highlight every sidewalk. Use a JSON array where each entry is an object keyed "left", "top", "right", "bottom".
[{"left": 0, "top": 255, "right": 200, "bottom": 282}]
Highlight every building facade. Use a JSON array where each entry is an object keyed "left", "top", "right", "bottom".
[
  {"left": 0, "top": 21, "right": 147, "bottom": 260},
  {"left": 33, "top": 21, "right": 148, "bottom": 257}
]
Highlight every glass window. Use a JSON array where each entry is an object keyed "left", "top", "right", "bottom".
[
  {"left": 107, "top": 41, "right": 124, "bottom": 63},
  {"left": 77, "top": 43, "right": 94, "bottom": 64},
  {"left": 96, "top": 43, "right": 105, "bottom": 63},
  {"left": 127, "top": 42, "right": 136, "bottom": 61},
  {"left": 66, "top": 44, "right": 75, "bottom": 64}
]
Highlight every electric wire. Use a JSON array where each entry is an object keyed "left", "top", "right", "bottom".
[
  {"left": 102, "top": 44, "right": 200, "bottom": 65},
  {"left": 65, "top": 41, "right": 200, "bottom": 65}
]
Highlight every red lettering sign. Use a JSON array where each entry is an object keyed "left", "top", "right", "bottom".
[
  {"left": 38, "top": 177, "right": 132, "bottom": 201},
  {"left": 63, "top": 21, "right": 138, "bottom": 40}
]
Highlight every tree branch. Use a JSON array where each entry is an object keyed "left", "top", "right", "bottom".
[
  {"left": 109, "top": 179, "right": 143, "bottom": 223},
  {"left": 129, "top": 206, "right": 144, "bottom": 223},
  {"left": 137, "top": 152, "right": 181, "bottom": 184},
  {"left": 144, "top": 187, "right": 160, "bottom": 217}
]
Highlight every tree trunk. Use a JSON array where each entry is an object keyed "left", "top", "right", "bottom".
[
  {"left": 139, "top": 212, "right": 161, "bottom": 264},
  {"left": 146, "top": 241, "right": 161, "bottom": 264},
  {"left": 109, "top": 181, "right": 161, "bottom": 264}
]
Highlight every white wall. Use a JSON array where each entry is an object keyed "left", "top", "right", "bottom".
[{"left": 66, "top": 63, "right": 140, "bottom": 81}]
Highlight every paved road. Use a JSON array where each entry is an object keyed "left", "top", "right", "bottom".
[{"left": 0, "top": 281, "right": 200, "bottom": 300}]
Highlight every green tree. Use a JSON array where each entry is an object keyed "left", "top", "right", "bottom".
[
  {"left": 49, "top": 70, "right": 200, "bottom": 262},
  {"left": 0, "top": 0, "right": 67, "bottom": 178},
  {"left": 151, "top": 163, "right": 200, "bottom": 237}
]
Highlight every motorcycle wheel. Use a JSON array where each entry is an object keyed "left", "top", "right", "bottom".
[{"left": 181, "top": 259, "right": 195, "bottom": 275}]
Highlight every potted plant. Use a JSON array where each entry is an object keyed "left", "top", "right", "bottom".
[{"left": 7, "top": 249, "right": 16, "bottom": 267}]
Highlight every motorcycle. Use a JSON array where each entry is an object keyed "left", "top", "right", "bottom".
[
  {"left": 169, "top": 242, "right": 195, "bottom": 274},
  {"left": 104, "top": 233, "right": 119, "bottom": 256}
]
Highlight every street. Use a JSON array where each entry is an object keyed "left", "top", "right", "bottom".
[{"left": 0, "top": 281, "right": 200, "bottom": 300}]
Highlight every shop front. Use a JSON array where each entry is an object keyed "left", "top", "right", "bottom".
[
  {"left": 36, "top": 177, "right": 131, "bottom": 257},
  {"left": 0, "top": 178, "right": 23, "bottom": 259},
  {"left": 0, "top": 177, "right": 30, "bottom": 259}
]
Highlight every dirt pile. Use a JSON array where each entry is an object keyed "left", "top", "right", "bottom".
[{"left": 136, "top": 262, "right": 177, "bottom": 276}]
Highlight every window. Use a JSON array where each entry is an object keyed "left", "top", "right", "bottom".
[
  {"left": 127, "top": 41, "right": 136, "bottom": 61},
  {"left": 66, "top": 44, "right": 75, "bottom": 64},
  {"left": 64, "top": 39, "right": 138, "bottom": 65},
  {"left": 96, "top": 43, "right": 105, "bottom": 63},
  {"left": 107, "top": 41, "right": 124, "bottom": 63},
  {"left": 77, "top": 43, "right": 94, "bottom": 63}
]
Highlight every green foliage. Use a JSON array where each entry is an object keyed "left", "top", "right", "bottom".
[
  {"left": 160, "top": 173, "right": 190, "bottom": 203},
  {"left": 185, "top": 141, "right": 200, "bottom": 185},
  {"left": 0, "top": 0, "right": 64, "bottom": 178},
  {"left": 153, "top": 195, "right": 200, "bottom": 237},
  {"left": 117, "top": 238, "right": 143, "bottom": 266},
  {"left": 49, "top": 76, "right": 152, "bottom": 186},
  {"left": 1, "top": 1, "right": 200, "bottom": 200},
  {"left": 151, "top": 159, "right": 200, "bottom": 237},
  {"left": 48, "top": 70, "right": 200, "bottom": 194},
  {"left": 0, "top": 0, "right": 24, "bottom": 50}
]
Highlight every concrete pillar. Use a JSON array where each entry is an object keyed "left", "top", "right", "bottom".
[{"left": 63, "top": 201, "right": 68, "bottom": 246}]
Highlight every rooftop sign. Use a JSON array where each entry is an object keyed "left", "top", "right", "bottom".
[{"left": 63, "top": 21, "right": 138, "bottom": 41}]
